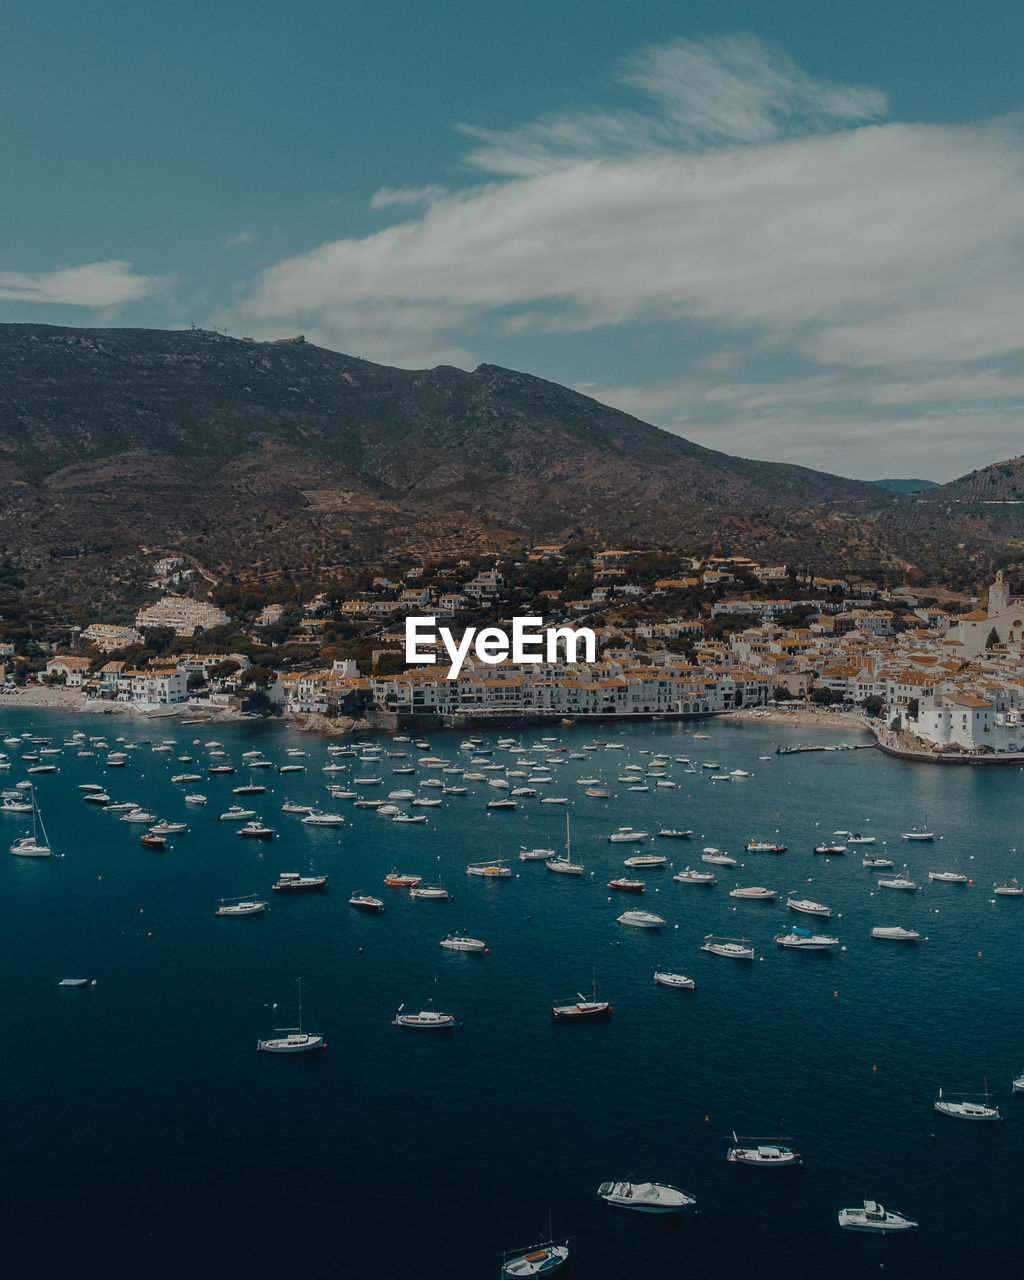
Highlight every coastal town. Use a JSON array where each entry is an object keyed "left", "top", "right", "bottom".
[{"left": 7, "top": 544, "right": 1024, "bottom": 761}]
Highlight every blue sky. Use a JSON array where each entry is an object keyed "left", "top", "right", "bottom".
[{"left": 3, "top": 0, "right": 1023, "bottom": 481}]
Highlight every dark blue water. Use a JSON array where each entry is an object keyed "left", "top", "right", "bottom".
[{"left": 1, "top": 711, "right": 1021, "bottom": 1278}]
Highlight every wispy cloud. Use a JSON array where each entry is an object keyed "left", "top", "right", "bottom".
[
  {"left": 221, "top": 34, "right": 1024, "bottom": 476},
  {"left": 224, "top": 230, "right": 257, "bottom": 248},
  {"left": 0, "top": 261, "right": 153, "bottom": 306}
]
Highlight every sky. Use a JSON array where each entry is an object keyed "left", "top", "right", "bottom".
[{"left": 3, "top": 0, "right": 1024, "bottom": 482}]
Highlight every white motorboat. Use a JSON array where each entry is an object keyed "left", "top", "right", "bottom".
[
  {"left": 149, "top": 820, "right": 187, "bottom": 835},
  {"left": 608, "top": 877, "right": 645, "bottom": 892},
  {"left": 702, "top": 851, "right": 737, "bottom": 866},
  {"left": 1012, "top": 1071, "right": 1024, "bottom": 1093},
  {"left": 218, "top": 805, "right": 255, "bottom": 822},
  {"left": 846, "top": 833, "right": 876, "bottom": 844},
  {"left": 837, "top": 1201, "right": 917, "bottom": 1233},
  {"left": 726, "top": 1133, "right": 800, "bottom": 1166},
  {"left": 746, "top": 840, "right": 787, "bottom": 853},
  {"left": 862, "top": 855, "right": 894, "bottom": 868},
  {"left": 120, "top": 808, "right": 157, "bottom": 824},
  {"left": 597, "top": 1181, "right": 695, "bottom": 1213},
  {"left": 623, "top": 853, "right": 667, "bottom": 868},
  {"left": 409, "top": 884, "right": 449, "bottom": 899},
  {"left": 519, "top": 846, "right": 555, "bottom": 861},
  {"left": 786, "top": 897, "right": 831, "bottom": 916},
  {"left": 813, "top": 843, "right": 846, "bottom": 855},
  {"left": 870, "top": 925, "right": 920, "bottom": 940},
  {"left": 994, "top": 879, "right": 1024, "bottom": 896},
  {"left": 272, "top": 871, "right": 328, "bottom": 893},
  {"left": 257, "top": 979, "right": 325, "bottom": 1053},
  {"left": 775, "top": 929, "right": 839, "bottom": 950},
  {"left": 701, "top": 935, "right": 755, "bottom": 959},
  {"left": 653, "top": 969, "right": 694, "bottom": 989},
  {"left": 216, "top": 897, "right": 268, "bottom": 917},
  {"left": 185, "top": 793, "right": 207, "bottom": 805},
  {"left": 440, "top": 932, "right": 486, "bottom": 952},
  {"left": 301, "top": 810, "right": 344, "bottom": 826},
  {"left": 281, "top": 801, "right": 314, "bottom": 814},
  {"left": 608, "top": 827, "right": 648, "bottom": 843},
  {"left": 729, "top": 885, "right": 777, "bottom": 900},
  {"left": 238, "top": 820, "right": 275, "bottom": 840},
  {"left": 928, "top": 870, "right": 968, "bottom": 883},
  {"left": 901, "top": 827, "right": 934, "bottom": 841},
  {"left": 673, "top": 867, "right": 715, "bottom": 884},
  {"left": 617, "top": 910, "right": 665, "bottom": 928},
  {"left": 348, "top": 892, "right": 384, "bottom": 912},
  {"left": 171, "top": 773, "right": 202, "bottom": 783},
  {"left": 934, "top": 1086, "right": 1000, "bottom": 1121}
]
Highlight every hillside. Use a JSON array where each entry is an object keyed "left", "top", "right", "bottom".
[
  {"left": 0, "top": 323, "right": 1011, "bottom": 607},
  {"left": 869, "top": 478, "right": 938, "bottom": 495}
]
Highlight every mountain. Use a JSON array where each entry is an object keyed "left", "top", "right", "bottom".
[
  {"left": 923, "top": 457, "right": 1024, "bottom": 504},
  {"left": 869, "top": 478, "right": 939, "bottom": 495},
  {"left": 0, "top": 323, "right": 1006, "bottom": 608}
]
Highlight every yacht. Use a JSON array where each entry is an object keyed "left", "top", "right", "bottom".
[
  {"left": 301, "top": 810, "right": 344, "bottom": 826},
  {"left": 440, "top": 932, "right": 487, "bottom": 952},
  {"left": 786, "top": 897, "right": 831, "bottom": 916},
  {"left": 775, "top": 929, "right": 840, "bottom": 950},
  {"left": 237, "top": 820, "right": 275, "bottom": 840},
  {"left": 878, "top": 873, "right": 917, "bottom": 890},
  {"left": 257, "top": 979, "right": 325, "bottom": 1053},
  {"left": 934, "top": 1086, "right": 1000, "bottom": 1121},
  {"left": 870, "top": 925, "right": 920, "bottom": 940},
  {"left": 862, "top": 854, "right": 894, "bottom": 868},
  {"left": 745, "top": 840, "right": 787, "bottom": 853},
  {"left": 520, "top": 847, "right": 555, "bottom": 861},
  {"left": 607, "top": 877, "right": 645, "bottom": 892},
  {"left": 726, "top": 1133, "right": 800, "bottom": 1166},
  {"left": 929, "top": 870, "right": 968, "bottom": 883},
  {"left": 272, "top": 871, "right": 328, "bottom": 893},
  {"left": 673, "top": 866, "right": 715, "bottom": 884},
  {"left": 701, "top": 849, "right": 737, "bottom": 866},
  {"left": 623, "top": 853, "right": 667, "bottom": 868},
  {"left": 728, "top": 885, "right": 777, "bottom": 900},
  {"left": 216, "top": 897, "right": 268, "bottom": 917},
  {"left": 994, "top": 879, "right": 1024, "bottom": 896},
  {"left": 653, "top": 969, "right": 695, "bottom": 989},
  {"left": 617, "top": 910, "right": 665, "bottom": 928},
  {"left": 608, "top": 827, "right": 648, "bottom": 843},
  {"left": 597, "top": 1181, "right": 695, "bottom": 1213},
  {"left": 546, "top": 815, "right": 583, "bottom": 875},
  {"left": 348, "top": 892, "right": 384, "bottom": 912},
  {"left": 120, "top": 808, "right": 157, "bottom": 824},
  {"left": 701, "top": 935, "right": 755, "bottom": 959},
  {"left": 9, "top": 787, "right": 51, "bottom": 857},
  {"left": 837, "top": 1201, "right": 918, "bottom": 1233}
]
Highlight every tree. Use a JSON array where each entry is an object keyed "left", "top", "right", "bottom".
[
  {"left": 860, "top": 694, "right": 885, "bottom": 718},
  {"left": 986, "top": 627, "right": 1000, "bottom": 649},
  {"left": 239, "top": 665, "right": 275, "bottom": 688},
  {"left": 810, "top": 686, "right": 845, "bottom": 706},
  {"left": 907, "top": 697, "right": 919, "bottom": 721},
  {"left": 772, "top": 685, "right": 794, "bottom": 703}
]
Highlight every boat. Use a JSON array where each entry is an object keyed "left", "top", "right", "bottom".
[
  {"left": 232, "top": 780, "right": 267, "bottom": 795},
  {"left": 281, "top": 801, "right": 314, "bottom": 814},
  {"left": 870, "top": 925, "right": 920, "bottom": 940},
  {"left": 1012, "top": 1071, "right": 1024, "bottom": 1093},
  {"left": 994, "top": 879, "right": 1024, "bottom": 896},
  {"left": 216, "top": 896, "right": 269, "bottom": 916},
  {"left": 837, "top": 1201, "right": 918, "bottom": 1233},
  {"left": 878, "top": 873, "right": 917, "bottom": 890},
  {"left": 846, "top": 833, "right": 876, "bottom": 844},
  {"left": 901, "top": 827, "right": 934, "bottom": 841},
  {"left": 934, "top": 1084, "right": 1000, "bottom": 1121},
  {"left": 393, "top": 982, "right": 456, "bottom": 1030},
  {"left": 862, "top": 855, "right": 894, "bottom": 868},
  {"left": 673, "top": 866, "right": 715, "bottom": 884},
  {"left": 272, "top": 871, "right": 328, "bottom": 893},
  {"left": 219, "top": 805, "right": 256, "bottom": 822},
  {"left": 171, "top": 773, "right": 202, "bottom": 783},
  {"left": 608, "top": 877, "right": 645, "bottom": 892},
  {"left": 726, "top": 1132, "right": 800, "bottom": 1165},
  {"left": 238, "top": 820, "right": 275, "bottom": 840},
  {"left": 597, "top": 1181, "right": 695, "bottom": 1213},
  {"left": 786, "top": 896, "right": 831, "bottom": 916},
  {"left": 384, "top": 869, "right": 421, "bottom": 887},
  {"left": 623, "top": 853, "right": 667, "bottom": 868},
  {"left": 775, "top": 928, "right": 839, "bottom": 950},
  {"left": 813, "top": 843, "right": 846, "bottom": 855},
  {"left": 552, "top": 970, "right": 611, "bottom": 1020},
  {"left": 82, "top": 791, "right": 110, "bottom": 805},
  {"left": 9, "top": 788, "right": 52, "bottom": 857},
  {"left": 653, "top": 968, "right": 694, "bottom": 989},
  {"left": 746, "top": 841, "right": 788, "bottom": 853},
  {"left": 500, "top": 1236, "right": 569, "bottom": 1278},
  {"left": 701, "top": 848, "right": 737, "bottom": 866},
  {"left": 58, "top": 978, "right": 91, "bottom": 987},
  {"left": 487, "top": 798, "right": 518, "bottom": 810},
  {"left": 546, "top": 815, "right": 584, "bottom": 875},
  {"left": 301, "top": 810, "right": 345, "bottom": 826},
  {"left": 466, "top": 860, "right": 512, "bottom": 878},
  {"left": 279, "top": 764, "right": 306, "bottom": 773},
  {"left": 519, "top": 846, "right": 555, "bottom": 861},
  {"left": 1, "top": 797, "right": 33, "bottom": 814},
  {"left": 349, "top": 892, "right": 384, "bottom": 912},
  {"left": 185, "top": 793, "right": 207, "bottom": 805},
  {"left": 617, "top": 910, "right": 665, "bottom": 928},
  {"left": 929, "top": 870, "right": 968, "bottom": 883},
  {"left": 410, "top": 884, "right": 449, "bottom": 899},
  {"left": 608, "top": 827, "right": 648, "bottom": 843},
  {"left": 257, "top": 978, "right": 325, "bottom": 1053},
  {"left": 728, "top": 885, "right": 777, "bottom": 900},
  {"left": 120, "top": 808, "right": 157, "bottom": 824},
  {"left": 701, "top": 935, "right": 755, "bottom": 959},
  {"left": 207, "top": 765, "right": 235, "bottom": 775},
  {"left": 139, "top": 832, "right": 166, "bottom": 850},
  {"left": 440, "top": 932, "right": 486, "bottom": 952}
]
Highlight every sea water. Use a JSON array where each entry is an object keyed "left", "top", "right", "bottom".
[{"left": 1, "top": 710, "right": 1021, "bottom": 1278}]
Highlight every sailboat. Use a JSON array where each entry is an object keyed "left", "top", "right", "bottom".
[
  {"left": 9, "top": 786, "right": 52, "bottom": 857},
  {"left": 934, "top": 1080, "right": 1001, "bottom": 1121},
  {"left": 551, "top": 966, "right": 611, "bottom": 1020},
  {"left": 546, "top": 814, "right": 584, "bottom": 875},
  {"left": 257, "top": 978, "right": 325, "bottom": 1053},
  {"left": 500, "top": 1213, "right": 569, "bottom": 1277},
  {"left": 393, "top": 977, "right": 457, "bottom": 1029}
]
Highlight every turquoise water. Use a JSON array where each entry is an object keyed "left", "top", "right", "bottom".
[{"left": 1, "top": 710, "right": 1022, "bottom": 1278}]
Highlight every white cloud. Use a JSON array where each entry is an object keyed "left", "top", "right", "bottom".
[
  {"left": 220, "top": 35, "right": 1024, "bottom": 472},
  {"left": 0, "top": 261, "right": 153, "bottom": 306},
  {"left": 225, "top": 230, "right": 257, "bottom": 248}
]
